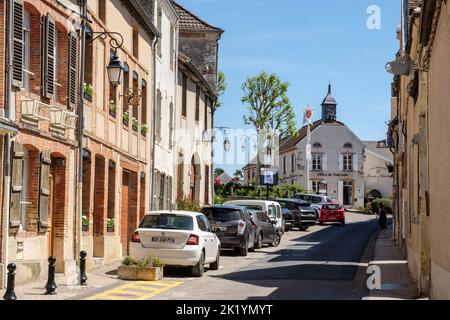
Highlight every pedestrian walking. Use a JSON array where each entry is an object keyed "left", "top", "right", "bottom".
[{"left": 377, "top": 203, "right": 387, "bottom": 232}]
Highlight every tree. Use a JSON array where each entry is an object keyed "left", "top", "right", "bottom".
[
  {"left": 214, "top": 168, "right": 225, "bottom": 177},
  {"left": 241, "top": 71, "right": 297, "bottom": 184},
  {"left": 213, "top": 71, "right": 227, "bottom": 112},
  {"left": 234, "top": 169, "right": 243, "bottom": 179}
]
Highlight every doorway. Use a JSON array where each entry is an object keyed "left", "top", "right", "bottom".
[{"left": 343, "top": 181, "right": 353, "bottom": 206}]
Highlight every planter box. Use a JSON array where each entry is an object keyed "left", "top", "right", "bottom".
[
  {"left": 118, "top": 266, "right": 163, "bottom": 281},
  {"left": 107, "top": 226, "right": 114, "bottom": 233},
  {"left": 82, "top": 225, "right": 89, "bottom": 232}
]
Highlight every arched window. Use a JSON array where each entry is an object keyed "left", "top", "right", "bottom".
[
  {"left": 313, "top": 142, "right": 322, "bottom": 149},
  {"left": 343, "top": 142, "right": 353, "bottom": 149}
]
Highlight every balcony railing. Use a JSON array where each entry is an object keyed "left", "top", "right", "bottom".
[
  {"left": 21, "top": 99, "right": 51, "bottom": 121},
  {"left": 50, "top": 107, "right": 78, "bottom": 130}
]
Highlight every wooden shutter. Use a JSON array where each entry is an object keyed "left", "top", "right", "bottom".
[
  {"left": 10, "top": 142, "right": 24, "bottom": 228},
  {"left": 41, "top": 14, "right": 56, "bottom": 99},
  {"left": 353, "top": 154, "right": 358, "bottom": 172},
  {"left": 322, "top": 154, "right": 328, "bottom": 171},
  {"left": 38, "top": 150, "right": 51, "bottom": 230},
  {"left": 68, "top": 31, "right": 78, "bottom": 108},
  {"left": 338, "top": 154, "right": 344, "bottom": 171},
  {"left": 12, "top": 0, "right": 24, "bottom": 87}
]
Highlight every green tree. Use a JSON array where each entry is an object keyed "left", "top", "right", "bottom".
[
  {"left": 234, "top": 169, "right": 243, "bottom": 179},
  {"left": 241, "top": 72, "right": 296, "bottom": 184},
  {"left": 213, "top": 71, "right": 227, "bottom": 111},
  {"left": 214, "top": 168, "right": 225, "bottom": 177}
]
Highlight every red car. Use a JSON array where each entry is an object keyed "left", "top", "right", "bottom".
[{"left": 319, "top": 203, "right": 345, "bottom": 226}]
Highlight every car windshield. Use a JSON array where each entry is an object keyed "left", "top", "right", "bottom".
[
  {"left": 139, "top": 214, "right": 193, "bottom": 230},
  {"left": 323, "top": 204, "right": 341, "bottom": 210},
  {"left": 202, "top": 208, "right": 242, "bottom": 222}
]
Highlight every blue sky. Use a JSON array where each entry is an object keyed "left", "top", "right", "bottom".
[{"left": 177, "top": 0, "right": 401, "bottom": 175}]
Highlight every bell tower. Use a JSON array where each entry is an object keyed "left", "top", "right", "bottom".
[{"left": 321, "top": 82, "right": 337, "bottom": 122}]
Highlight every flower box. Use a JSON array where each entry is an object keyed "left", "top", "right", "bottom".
[{"left": 118, "top": 266, "right": 163, "bottom": 281}]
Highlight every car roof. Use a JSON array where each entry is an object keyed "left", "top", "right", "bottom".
[
  {"left": 272, "top": 198, "right": 311, "bottom": 205},
  {"left": 225, "top": 200, "right": 279, "bottom": 205},
  {"left": 322, "top": 202, "right": 341, "bottom": 206},
  {"left": 202, "top": 205, "right": 244, "bottom": 210},
  {"left": 144, "top": 210, "right": 202, "bottom": 217}
]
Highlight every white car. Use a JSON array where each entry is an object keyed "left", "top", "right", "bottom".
[{"left": 129, "top": 211, "right": 221, "bottom": 277}]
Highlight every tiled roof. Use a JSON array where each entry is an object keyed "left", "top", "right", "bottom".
[
  {"left": 172, "top": 0, "right": 224, "bottom": 33},
  {"left": 363, "top": 141, "right": 393, "bottom": 161}
]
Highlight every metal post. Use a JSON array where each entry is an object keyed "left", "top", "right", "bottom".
[
  {"left": 76, "top": 0, "right": 87, "bottom": 273},
  {"left": 3, "top": 263, "right": 17, "bottom": 300},
  {"left": 45, "top": 257, "right": 57, "bottom": 295},
  {"left": 79, "top": 251, "right": 87, "bottom": 286}
]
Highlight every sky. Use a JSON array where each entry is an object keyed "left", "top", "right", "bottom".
[{"left": 176, "top": 0, "right": 401, "bottom": 175}]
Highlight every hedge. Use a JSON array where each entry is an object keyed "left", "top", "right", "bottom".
[{"left": 370, "top": 198, "right": 393, "bottom": 214}]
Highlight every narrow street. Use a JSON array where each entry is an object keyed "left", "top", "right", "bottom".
[{"left": 78, "top": 213, "right": 379, "bottom": 300}]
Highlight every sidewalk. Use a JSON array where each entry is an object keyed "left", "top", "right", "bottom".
[
  {"left": 363, "top": 221, "right": 424, "bottom": 300},
  {"left": 2, "top": 262, "right": 123, "bottom": 300}
]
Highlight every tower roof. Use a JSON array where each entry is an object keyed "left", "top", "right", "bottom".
[{"left": 322, "top": 82, "right": 337, "bottom": 106}]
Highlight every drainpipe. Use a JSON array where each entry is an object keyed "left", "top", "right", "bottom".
[
  {"left": 150, "top": 36, "right": 159, "bottom": 212},
  {"left": 1, "top": 0, "right": 15, "bottom": 289},
  {"left": 76, "top": 0, "right": 87, "bottom": 270}
]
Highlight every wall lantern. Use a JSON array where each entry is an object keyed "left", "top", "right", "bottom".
[{"left": 107, "top": 52, "right": 122, "bottom": 87}]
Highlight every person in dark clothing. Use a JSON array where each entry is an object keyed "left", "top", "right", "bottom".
[{"left": 377, "top": 203, "right": 387, "bottom": 232}]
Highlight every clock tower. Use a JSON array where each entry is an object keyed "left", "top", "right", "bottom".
[{"left": 321, "top": 82, "right": 337, "bottom": 122}]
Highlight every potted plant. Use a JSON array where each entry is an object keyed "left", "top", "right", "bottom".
[
  {"left": 132, "top": 117, "right": 139, "bottom": 131},
  {"left": 109, "top": 100, "right": 117, "bottom": 117},
  {"left": 83, "top": 83, "right": 93, "bottom": 102},
  {"left": 106, "top": 218, "right": 115, "bottom": 233},
  {"left": 82, "top": 215, "right": 89, "bottom": 232},
  {"left": 141, "top": 124, "right": 148, "bottom": 137},
  {"left": 118, "top": 255, "right": 164, "bottom": 281},
  {"left": 122, "top": 111, "right": 129, "bottom": 126}
]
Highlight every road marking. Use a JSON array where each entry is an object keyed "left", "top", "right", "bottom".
[{"left": 84, "top": 280, "right": 183, "bottom": 300}]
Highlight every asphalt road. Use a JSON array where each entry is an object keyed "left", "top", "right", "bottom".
[{"left": 153, "top": 212, "right": 380, "bottom": 300}]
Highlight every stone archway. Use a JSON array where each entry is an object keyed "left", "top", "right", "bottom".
[{"left": 367, "top": 189, "right": 382, "bottom": 202}]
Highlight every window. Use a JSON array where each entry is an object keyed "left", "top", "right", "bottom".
[
  {"left": 132, "top": 72, "right": 139, "bottom": 129},
  {"left": 312, "top": 181, "right": 320, "bottom": 193},
  {"left": 156, "top": 7, "right": 162, "bottom": 57},
  {"left": 343, "top": 154, "right": 353, "bottom": 171},
  {"left": 141, "top": 80, "right": 147, "bottom": 126},
  {"left": 84, "top": 26, "right": 94, "bottom": 89},
  {"left": 156, "top": 90, "right": 162, "bottom": 141},
  {"left": 312, "top": 154, "right": 322, "bottom": 171},
  {"left": 41, "top": 14, "right": 56, "bottom": 99},
  {"left": 12, "top": 0, "right": 24, "bottom": 88},
  {"left": 98, "top": 0, "right": 106, "bottom": 22},
  {"left": 122, "top": 64, "right": 130, "bottom": 126},
  {"left": 313, "top": 142, "right": 322, "bottom": 149},
  {"left": 182, "top": 75, "right": 187, "bottom": 117},
  {"left": 195, "top": 85, "right": 200, "bottom": 122},
  {"left": 344, "top": 142, "right": 353, "bottom": 149},
  {"left": 140, "top": 214, "right": 193, "bottom": 231},
  {"left": 132, "top": 27, "right": 139, "bottom": 58},
  {"left": 169, "top": 102, "right": 174, "bottom": 148},
  {"left": 283, "top": 156, "right": 287, "bottom": 174},
  {"left": 196, "top": 216, "right": 207, "bottom": 232},
  {"left": 291, "top": 154, "right": 295, "bottom": 172}
]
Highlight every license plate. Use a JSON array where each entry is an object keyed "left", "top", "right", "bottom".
[
  {"left": 151, "top": 236, "right": 175, "bottom": 243},
  {"left": 328, "top": 216, "right": 337, "bottom": 220},
  {"left": 218, "top": 226, "right": 227, "bottom": 232}
]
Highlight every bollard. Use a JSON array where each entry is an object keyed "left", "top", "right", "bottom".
[
  {"left": 80, "top": 251, "right": 88, "bottom": 286},
  {"left": 3, "top": 263, "right": 17, "bottom": 300},
  {"left": 45, "top": 256, "right": 57, "bottom": 295}
]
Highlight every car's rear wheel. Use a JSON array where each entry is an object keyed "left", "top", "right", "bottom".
[
  {"left": 191, "top": 251, "right": 205, "bottom": 277},
  {"left": 254, "top": 233, "right": 263, "bottom": 249},
  {"left": 270, "top": 233, "right": 281, "bottom": 247},
  {"left": 209, "top": 248, "right": 220, "bottom": 270}
]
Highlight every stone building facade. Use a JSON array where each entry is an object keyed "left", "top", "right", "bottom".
[{"left": 390, "top": 0, "right": 450, "bottom": 299}]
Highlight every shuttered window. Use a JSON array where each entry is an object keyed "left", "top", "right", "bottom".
[
  {"left": 12, "top": 0, "right": 24, "bottom": 87},
  {"left": 68, "top": 31, "right": 78, "bottom": 108},
  {"left": 38, "top": 150, "right": 51, "bottom": 231},
  {"left": 10, "top": 142, "right": 24, "bottom": 228},
  {"left": 41, "top": 14, "right": 56, "bottom": 99}
]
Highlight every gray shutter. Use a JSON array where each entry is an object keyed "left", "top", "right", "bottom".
[
  {"left": 41, "top": 14, "right": 56, "bottom": 99},
  {"left": 10, "top": 142, "right": 24, "bottom": 228},
  {"left": 39, "top": 150, "right": 51, "bottom": 230},
  {"left": 68, "top": 31, "right": 78, "bottom": 108},
  {"left": 12, "top": 0, "right": 24, "bottom": 87}
]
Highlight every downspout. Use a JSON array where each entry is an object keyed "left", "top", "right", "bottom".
[
  {"left": 150, "top": 35, "right": 160, "bottom": 211},
  {"left": 1, "top": 0, "right": 14, "bottom": 289},
  {"left": 76, "top": 0, "right": 87, "bottom": 269}
]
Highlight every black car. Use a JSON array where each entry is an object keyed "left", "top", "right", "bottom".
[
  {"left": 247, "top": 210, "right": 279, "bottom": 248},
  {"left": 281, "top": 207, "right": 295, "bottom": 231},
  {"left": 201, "top": 205, "right": 256, "bottom": 256},
  {"left": 273, "top": 198, "right": 317, "bottom": 231}
]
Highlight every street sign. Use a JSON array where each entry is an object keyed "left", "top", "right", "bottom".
[{"left": 260, "top": 169, "right": 278, "bottom": 186}]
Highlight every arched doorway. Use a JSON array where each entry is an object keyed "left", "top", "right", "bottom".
[
  {"left": 189, "top": 154, "right": 201, "bottom": 203},
  {"left": 367, "top": 189, "right": 382, "bottom": 202}
]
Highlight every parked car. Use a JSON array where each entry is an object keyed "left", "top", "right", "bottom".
[
  {"left": 247, "top": 209, "right": 279, "bottom": 248},
  {"left": 319, "top": 203, "right": 346, "bottom": 226},
  {"left": 224, "top": 200, "right": 284, "bottom": 236},
  {"left": 201, "top": 205, "right": 256, "bottom": 256},
  {"left": 129, "top": 211, "right": 221, "bottom": 277},
  {"left": 281, "top": 207, "right": 295, "bottom": 231},
  {"left": 273, "top": 198, "right": 317, "bottom": 231},
  {"left": 291, "top": 194, "right": 335, "bottom": 219}
]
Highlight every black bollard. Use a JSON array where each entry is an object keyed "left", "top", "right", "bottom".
[
  {"left": 80, "top": 251, "right": 87, "bottom": 286},
  {"left": 3, "top": 263, "right": 17, "bottom": 300},
  {"left": 45, "top": 256, "right": 57, "bottom": 295}
]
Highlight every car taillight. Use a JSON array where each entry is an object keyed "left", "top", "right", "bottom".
[
  {"left": 131, "top": 231, "right": 140, "bottom": 243},
  {"left": 186, "top": 234, "right": 199, "bottom": 245},
  {"left": 237, "top": 220, "right": 246, "bottom": 235}
]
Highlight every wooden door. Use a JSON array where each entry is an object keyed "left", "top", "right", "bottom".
[
  {"left": 121, "top": 171, "right": 130, "bottom": 255},
  {"left": 48, "top": 173, "right": 55, "bottom": 257}
]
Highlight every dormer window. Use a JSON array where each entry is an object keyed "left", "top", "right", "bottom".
[
  {"left": 313, "top": 142, "right": 322, "bottom": 149},
  {"left": 344, "top": 142, "right": 353, "bottom": 149}
]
